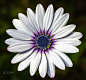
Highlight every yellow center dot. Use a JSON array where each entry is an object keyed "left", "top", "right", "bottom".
[
  {"left": 35, "top": 44, "right": 36, "bottom": 46},
  {"left": 48, "top": 45, "right": 50, "bottom": 47},
  {"left": 49, "top": 39, "right": 51, "bottom": 40},
  {"left": 47, "top": 34, "right": 49, "bottom": 36},
  {"left": 35, "top": 38, "right": 36, "bottom": 40},
  {"left": 43, "top": 49, "right": 44, "bottom": 51},
  {"left": 49, "top": 43, "right": 51, "bottom": 44},
  {"left": 45, "top": 48, "right": 46, "bottom": 50},
  {"left": 47, "top": 47, "right": 49, "bottom": 48}
]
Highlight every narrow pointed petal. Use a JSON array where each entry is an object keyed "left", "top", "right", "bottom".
[
  {"left": 7, "top": 41, "right": 33, "bottom": 52},
  {"left": 39, "top": 52, "right": 47, "bottom": 78},
  {"left": 18, "top": 50, "right": 37, "bottom": 71},
  {"left": 36, "top": 4, "right": 45, "bottom": 31},
  {"left": 52, "top": 7, "right": 64, "bottom": 24},
  {"left": 49, "top": 50, "right": 65, "bottom": 70},
  {"left": 50, "top": 13, "right": 69, "bottom": 33},
  {"left": 12, "top": 19, "right": 30, "bottom": 34},
  {"left": 5, "top": 38, "right": 20, "bottom": 45},
  {"left": 46, "top": 53, "right": 55, "bottom": 78},
  {"left": 30, "top": 51, "right": 41, "bottom": 76},
  {"left": 53, "top": 49, "right": 73, "bottom": 67},
  {"left": 54, "top": 43, "right": 79, "bottom": 53},
  {"left": 55, "top": 38, "right": 81, "bottom": 46},
  {"left": 49, "top": 7, "right": 64, "bottom": 32},
  {"left": 67, "top": 32, "right": 83, "bottom": 39},
  {"left": 5, "top": 38, "right": 32, "bottom": 45},
  {"left": 53, "top": 24, "right": 76, "bottom": 39},
  {"left": 43, "top": 4, "right": 54, "bottom": 31},
  {"left": 27, "top": 8, "right": 38, "bottom": 31},
  {"left": 11, "top": 49, "right": 34, "bottom": 64},
  {"left": 6, "top": 29, "right": 31, "bottom": 40},
  {"left": 18, "top": 13, "right": 36, "bottom": 34}
]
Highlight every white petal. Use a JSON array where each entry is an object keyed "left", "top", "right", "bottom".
[
  {"left": 53, "top": 24, "right": 76, "bottom": 39},
  {"left": 52, "top": 7, "right": 64, "bottom": 24},
  {"left": 12, "top": 19, "right": 30, "bottom": 34},
  {"left": 43, "top": 4, "right": 54, "bottom": 31},
  {"left": 67, "top": 32, "right": 83, "bottom": 39},
  {"left": 30, "top": 51, "right": 41, "bottom": 76},
  {"left": 6, "top": 29, "right": 31, "bottom": 40},
  {"left": 53, "top": 49, "right": 73, "bottom": 67},
  {"left": 7, "top": 41, "right": 33, "bottom": 52},
  {"left": 18, "top": 13, "right": 36, "bottom": 34},
  {"left": 50, "top": 13, "right": 69, "bottom": 33},
  {"left": 49, "top": 7, "right": 64, "bottom": 32},
  {"left": 5, "top": 38, "right": 20, "bottom": 45},
  {"left": 54, "top": 43, "right": 79, "bottom": 53},
  {"left": 36, "top": 4, "right": 45, "bottom": 31},
  {"left": 27, "top": 8, "right": 38, "bottom": 31},
  {"left": 46, "top": 53, "right": 55, "bottom": 78},
  {"left": 49, "top": 50, "right": 65, "bottom": 70},
  {"left": 55, "top": 38, "right": 81, "bottom": 46},
  {"left": 11, "top": 49, "right": 34, "bottom": 64},
  {"left": 5, "top": 38, "right": 32, "bottom": 45},
  {"left": 39, "top": 52, "right": 47, "bottom": 78},
  {"left": 18, "top": 50, "right": 37, "bottom": 71}
]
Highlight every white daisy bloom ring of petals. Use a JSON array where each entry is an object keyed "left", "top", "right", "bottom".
[{"left": 5, "top": 4, "right": 82, "bottom": 78}]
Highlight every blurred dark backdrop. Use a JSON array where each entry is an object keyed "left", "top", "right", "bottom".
[{"left": 0, "top": 0, "right": 86, "bottom": 80}]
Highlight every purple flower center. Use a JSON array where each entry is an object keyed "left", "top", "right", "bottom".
[
  {"left": 32, "top": 32, "right": 54, "bottom": 51},
  {"left": 36, "top": 35, "right": 50, "bottom": 48}
]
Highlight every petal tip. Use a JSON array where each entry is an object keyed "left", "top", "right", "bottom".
[
  {"left": 4, "top": 40, "right": 7, "bottom": 43},
  {"left": 38, "top": 3, "right": 41, "bottom": 6},
  {"left": 80, "top": 33, "right": 83, "bottom": 37},
  {"left": 63, "top": 68, "right": 65, "bottom": 70},
  {"left": 76, "top": 48, "right": 79, "bottom": 52},
  {"left": 41, "top": 76, "right": 45, "bottom": 78},
  {"left": 6, "top": 30, "right": 9, "bottom": 33},
  {"left": 51, "top": 75, "right": 54, "bottom": 78},
  {"left": 71, "top": 24, "right": 76, "bottom": 29},
  {"left": 79, "top": 41, "right": 82, "bottom": 45},
  {"left": 60, "top": 7, "right": 64, "bottom": 10},
  {"left": 18, "top": 13, "right": 22, "bottom": 17},
  {"left": 66, "top": 13, "right": 69, "bottom": 17},
  {"left": 7, "top": 47, "right": 9, "bottom": 51},
  {"left": 18, "top": 68, "right": 22, "bottom": 71},
  {"left": 73, "top": 24, "right": 76, "bottom": 27},
  {"left": 48, "top": 4, "right": 53, "bottom": 8},
  {"left": 11, "top": 60, "right": 14, "bottom": 64},
  {"left": 12, "top": 19, "right": 17, "bottom": 23},
  {"left": 50, "top": 4, "right": 53, "bottom": 6},
  {"left": 30, "top": 73, "right": 34, "bottom": 76},
  {"left": 61, "top": 66, "right": 65, "bottom": 70},
  {"left": 71, "top": 64, "right": 73, "bottom": 67},
  {"left": 27, "top": 8, "right": 30, "bottom": 11},
  {"left": 18, "top": 13, "right": 21, "bottom": 16},
  {"left": 12, "top": 19, "right": 14, "bottom": 23},
  {"left": 67, "top": 13, "right": 69, "bottom": 15}
]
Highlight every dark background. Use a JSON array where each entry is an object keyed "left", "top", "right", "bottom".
[{"left": 0, "top": 0, "right": 86, "bottom": 80}]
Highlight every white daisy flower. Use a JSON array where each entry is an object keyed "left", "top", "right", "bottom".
[{"left": 5, "top": 4, "right": 82, "bottom": 78}]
